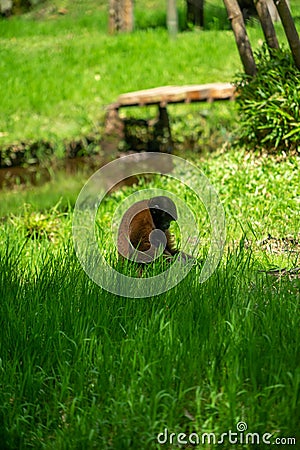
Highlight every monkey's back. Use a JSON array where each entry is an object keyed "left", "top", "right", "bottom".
[{"left": 117, "top": 199, "right": 154, "bottom": 258}]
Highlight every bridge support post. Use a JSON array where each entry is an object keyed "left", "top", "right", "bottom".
[{"left": 152, "top": 106, "right": 173, "bottom": 153}]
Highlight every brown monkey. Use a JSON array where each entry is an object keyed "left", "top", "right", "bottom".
[{"left": 117, "top": 196, "right": 179, "bottom": 264}]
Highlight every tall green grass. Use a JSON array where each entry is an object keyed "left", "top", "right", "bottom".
[
  {"left": 0, "top": 147, "right": 299, "bottom": 448},
  {"left": 0, "top": 219, "right": 299, "bottom": 449}
]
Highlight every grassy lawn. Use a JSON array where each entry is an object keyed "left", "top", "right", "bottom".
[
  {"left": 0, "top": 0, "right": 299, "bottom": 146},
  {"left": 0, "top": 1, "right": 300, "bottom": 449}
]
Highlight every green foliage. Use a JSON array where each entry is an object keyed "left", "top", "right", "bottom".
[
  {"left": 9, "top": 201, "right": 68, "bottom": 241},
  {"left": 171, "top": 103, "right": 236, "bottom": 152},
  {"left": 235, "top": 45, "right": 300, "bottom": 152}
]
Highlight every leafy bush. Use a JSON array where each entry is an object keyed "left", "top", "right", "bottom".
[{"left": 234, "top": 44, "right": 300, "bottom": 152}]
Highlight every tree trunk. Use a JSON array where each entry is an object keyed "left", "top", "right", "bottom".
[
  {"left": 167, "top": 0, "right": 178, "bottom": 37},
  {"left": 186, "top": 0, "right": 204, "bottom": 28},
  {"left": 108, "top": 0, "right": 134, "bottom": 34},
  {"left": 254, "top": 0, "right": 279, "bottom": 49},
  {"left": 237, "top": 0, "right": 285, "bottom": 21},
  {"left": 0, "top": 0, "right": 12, "bottom": 15},
  {"left": 223, "top": 0, "right": 257, "bottom": 76},
  {"left": 273, "top": 0, "right": 300, "bottom": 69},
  {"left": 266, "top": 0, "right": 279, "bottom": 21}
]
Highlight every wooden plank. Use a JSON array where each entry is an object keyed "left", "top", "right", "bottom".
[{"left": 116, "top": 83, "right": 235, "bottom": 108}]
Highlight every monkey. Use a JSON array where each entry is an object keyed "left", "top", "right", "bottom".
[{"left": 117, "top": 195, "right": 193, "bottom": 264}]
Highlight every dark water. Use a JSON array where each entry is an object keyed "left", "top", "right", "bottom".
[
  {"left": 0, "top": 153, "right": 147, "bottom": 192},
  {"left": 0, "top": 156, "right": 107, "bottom": 189},
  {"left": 0, "top": 133, "right": 123, "bottom": 189}
]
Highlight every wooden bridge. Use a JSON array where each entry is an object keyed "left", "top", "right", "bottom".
[{"left": 105, "top": 83, "right": 236, "bottom": 152}]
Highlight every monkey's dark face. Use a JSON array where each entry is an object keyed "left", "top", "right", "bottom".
[
  {"left": 150, "top": 209, "right": 174, "bottom": 231},
  {"left": 149, "top": 196, "right": 178, "bottom": 231}
]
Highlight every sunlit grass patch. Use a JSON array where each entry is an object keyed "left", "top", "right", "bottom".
[{"left": 9, "top": 201, "right": 68, "bottom": 241}]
